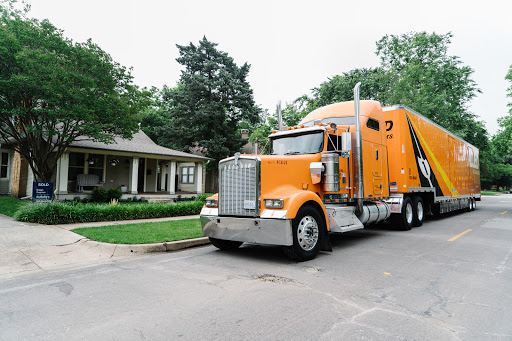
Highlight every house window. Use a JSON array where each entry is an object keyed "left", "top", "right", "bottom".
[
  {"left": 68, "top": 152, "right": 85, "bottom": 181},
  {"left": 181, "top": 166, "right": 195, "bottom": 184},
  {"left": 1, "top": 152, "right": 8, "bottom": 178},
  {"left": 87, "top": 154, "right": 104, "bottom": 181}
]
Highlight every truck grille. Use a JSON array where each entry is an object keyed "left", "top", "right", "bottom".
[{"left": 219, "top": 156, "right": 260, "bottom": 217}]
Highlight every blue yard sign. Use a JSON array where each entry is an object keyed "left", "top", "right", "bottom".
[{"left": 32, "top": 182, "right": 54, "bottom": 203}]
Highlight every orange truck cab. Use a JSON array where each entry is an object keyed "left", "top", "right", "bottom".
[{"left": 200, "top": 83, "right": 481, "bottom": 261}]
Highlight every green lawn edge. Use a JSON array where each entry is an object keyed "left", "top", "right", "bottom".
[{"left": 71, "top": 218, "right": 204, "bottom": 244}]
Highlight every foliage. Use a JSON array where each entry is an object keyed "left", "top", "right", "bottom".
[
  {"left": 143, "top": 37, "right": 261, "bottom": 168},
  {"left": 107, "top": 187, "right": 123, "bottom": 201},
  {"left": 493, "top": 65, "right": 512, "bottom": 159},
  {"left": 0, "top": 2, "right": 149, "bottom": 181},
  {"left": 92, "top": 188, "right": 108, "bottom": 202},
  {"left": 376, "top": 32, "right": 482, "bottom": 146},
  {"left": 71, "top": 219, "right": 203, "bottom": 244},
  {"left": 14, "top": 199, "right": 205, "bottom": 224},
  {"left": 0, "top": 195, "right": 30, "bottom": 216}
]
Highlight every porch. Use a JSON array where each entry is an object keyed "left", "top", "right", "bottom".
[{"left": 54, "top": 151, "right": 205, "bottom": 201}]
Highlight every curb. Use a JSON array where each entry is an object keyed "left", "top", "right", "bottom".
[{"left": 85, "top": 237, "right": 211, "bottom": 257}]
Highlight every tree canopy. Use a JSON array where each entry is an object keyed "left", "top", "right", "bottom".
[
  {"left": 0, "top": 2, "right": 145, "bottom": 181},
  {"left": 144, "top": 37, "right": 261, "bottom": 167}
]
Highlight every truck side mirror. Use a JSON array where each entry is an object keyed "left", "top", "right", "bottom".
[{"left": 341, "top": 132, "right": 351, "bottom": 158}]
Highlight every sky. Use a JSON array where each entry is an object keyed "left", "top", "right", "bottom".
[{"left": 26, "top": 0, "right": 512, "bottom": 135}]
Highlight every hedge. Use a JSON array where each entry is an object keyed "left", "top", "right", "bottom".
[{"left": 14, "top": 200, "right": 205, "bottom": 225}]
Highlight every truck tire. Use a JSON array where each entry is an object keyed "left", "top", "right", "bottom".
[
  {"left": 391, "top": 196, "right": 414, "bottom": 231},
  {"left": 209, "top": 237, "right": 243, "bottom": 250},
  {"left": 413, "top": 196, "right": 424, "bottom": 227},
  {"left": 283, "top": 205, "right": 324, "bottom": 262},
  {"left": 471, "top": 198, "right": 476, "bottom": 211},
  {"left": 467, "top": 198, "right": 473, "bottom": 212}
]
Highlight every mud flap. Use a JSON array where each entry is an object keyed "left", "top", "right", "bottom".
[{"left": 321, "top": 232, "right": 333, "bottom": 252}]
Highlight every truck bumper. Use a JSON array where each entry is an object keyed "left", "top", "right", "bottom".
[{"left": 200, "top": 208, "right": 293, "bottom": 246}]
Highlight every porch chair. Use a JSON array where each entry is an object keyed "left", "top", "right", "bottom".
[{"left": 76, "top": 174, "right": 103, "bottom": 192}]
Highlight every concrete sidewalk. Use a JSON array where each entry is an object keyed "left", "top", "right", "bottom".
[{"left": 0, "top": 214, "right": 209, "bottom": 279}]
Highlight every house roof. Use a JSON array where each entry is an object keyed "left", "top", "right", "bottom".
[{"left": 70, "top": 131, "right": 210, "bottom": 161}]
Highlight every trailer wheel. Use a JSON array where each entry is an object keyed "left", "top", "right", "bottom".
[
  {"left": 467, "top": 198, "right": 473, "bottom": 212},
  {"left": 413, "top": 196, "right": 424, "bottom": 227},
  {"left": 209, "top": 237, "right": 243, "bottom": 250},
  {"left": 391, "top": 196, "right": 414, "bottom": 231},
  {"left": 283, "top": 205, "right": 324, "bottom": 261},
  {"left": 471, "top": 198, "right": 476, "bottom": 211}
]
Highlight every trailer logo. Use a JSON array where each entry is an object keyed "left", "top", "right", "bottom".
[{"left": 406, "top": 115, "right": 434, "bottom": 188}]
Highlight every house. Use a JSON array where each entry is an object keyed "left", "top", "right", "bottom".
[{"left": 0, "top": 131, "right": 210, "bottom": 201}]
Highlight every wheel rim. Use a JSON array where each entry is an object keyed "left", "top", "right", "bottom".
[
  {"left": 406, "top": 203, "right": 413, "bottom": 225},
  {"left": 470, "top": 199, "right": 473, "bottom": 210},
  {"left": 417, "top": 201, "right": 424, "bottom": 222},
  {"left": 297, "top": 215, "right": 319, "bottom": 251}
]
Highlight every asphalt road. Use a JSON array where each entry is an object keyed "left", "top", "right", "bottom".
[{"left": 1, "top": 195, "right": 511, "bottom": 340}]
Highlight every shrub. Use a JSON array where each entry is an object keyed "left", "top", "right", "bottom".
[
  {"left": 92, "top": 188, "right": 108, "bottom": 202},
  {"left": 107, "top": 187, "right": 123, "bottom": 201},
  {"left": 14, "top": 200, "right": 204, "bottom": 225}
]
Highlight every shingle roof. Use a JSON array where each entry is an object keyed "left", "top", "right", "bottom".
[{"left": 70, "top": 131, "right": 209, "bottom": 160}]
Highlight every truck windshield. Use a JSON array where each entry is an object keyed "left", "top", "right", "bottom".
[{"left": 270, "top": 131, "right": 324, "bottom": 155}]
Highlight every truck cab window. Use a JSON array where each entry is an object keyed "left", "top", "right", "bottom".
[
  {"left": 327, "top": 134, "right": 343, "bottom": 151},
  {"left": 367, "top": 118, "right": 380, "bottom": 131},
  {"left": 270, "top": 131, "right": 324, "bottom": 155}
]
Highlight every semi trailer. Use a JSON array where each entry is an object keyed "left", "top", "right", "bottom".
[{"left": 200, "top": 83, "right": 481, "bottom": 261}]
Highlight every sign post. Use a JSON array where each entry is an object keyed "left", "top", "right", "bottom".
[{"left": 32, "top": 182, "right": 54, "bottom": 203}]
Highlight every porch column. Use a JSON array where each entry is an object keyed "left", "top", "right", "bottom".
[
  {"left": 167, "top": 161, "right": 176, "bottom": 194},
  {"left": 83, "top": 153, "right": 89, "bottom": 174},
  {"left": 159, "top": 162, "right": 166, "bottom": 191},
  {"left": 57, "top": 152, "right": 69, "bottom": 194},
  {"left": 195, "top": 162, "right": 203, "bottom": 194},
  {"left": 129, "top": 157, "right": 139, "bottom": 194}
]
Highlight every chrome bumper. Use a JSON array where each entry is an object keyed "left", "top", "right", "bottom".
[{"left": 200, "top": 208, "right": 293, "bottom": 246}]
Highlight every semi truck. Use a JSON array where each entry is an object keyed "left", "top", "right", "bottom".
[{"left": 200, "top": 83, "right": 481, "bottom": 261}]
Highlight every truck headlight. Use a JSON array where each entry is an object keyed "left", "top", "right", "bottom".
[
  {"left": 205, "top": 199, "right": 218, "bottom": 208},
  {"left": 264, "top": 199, "right": 284, "bottom": 208}
]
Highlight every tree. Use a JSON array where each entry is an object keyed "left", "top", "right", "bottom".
[
  {"left": 0, "top": 2, "right": 144, "bottom": 182},
  {"left": 493, "top": 65, "right": 512, "bottom": 159},
  {"left": 282, "top": 32, "right": 486, "bottom": 146},
  {"left": 155, "top": 37, "right": 261, "bottom": 167},
  {"left": 376, "top": 32, "right": 482, "bottom": 144}
]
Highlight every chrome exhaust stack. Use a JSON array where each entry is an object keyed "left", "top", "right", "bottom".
[{"left": 353, "top": 82, "right": 364, "bottom": 214}]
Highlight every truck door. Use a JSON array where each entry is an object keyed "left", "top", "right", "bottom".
[{"left": 372, "top": 144, "right": 383, "bottom": 195}]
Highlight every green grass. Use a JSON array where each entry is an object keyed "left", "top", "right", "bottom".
[
  {"left": 71, "top": 218, "right": 203, "bottom": 244},
  {"left": 0, "top": 196, "right": 31, "bottom": 217},
  {"left": 481, "top": 190, "right": 510, "bottom": 196}
]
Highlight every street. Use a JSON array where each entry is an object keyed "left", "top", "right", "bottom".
[{"left": 1, "top": 195, "right": 511, "bottom": 340}]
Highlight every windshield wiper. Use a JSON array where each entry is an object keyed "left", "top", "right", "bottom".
[{"left": 284, "top": 151, "right": 301, "bottom": 155}]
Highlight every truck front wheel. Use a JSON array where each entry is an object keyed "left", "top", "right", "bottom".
[
  {"left": 284, "top": 205, "right": 324, "bottom": 262},
  {"left": 209, "top": 237, "right": 243, "bottom": 250}
]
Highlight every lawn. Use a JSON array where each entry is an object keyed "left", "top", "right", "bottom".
[
  {"left": 481, "top": 190, "right": 509, "bottom": 196},
  {"left": 71, "top": 218, "right": 204, "bottom": 244},
  {"left": 0, "top": 196, "right": 31, "bottom": 217}
]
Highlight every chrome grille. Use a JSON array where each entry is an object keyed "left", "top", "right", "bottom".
[{"left": 219, "top": 156, "right": 259, "bottom": 217}]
